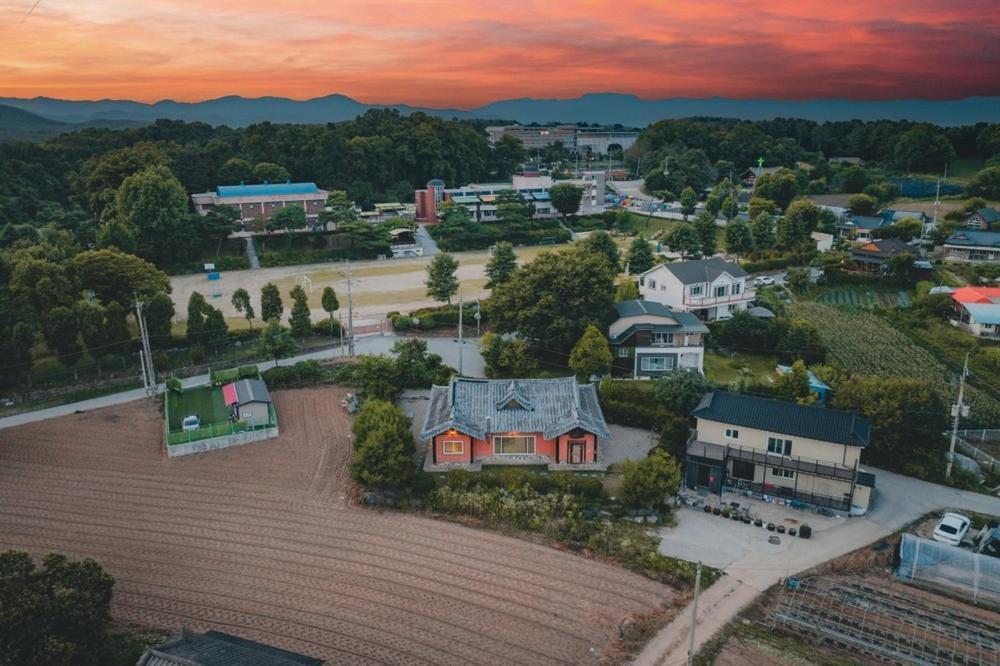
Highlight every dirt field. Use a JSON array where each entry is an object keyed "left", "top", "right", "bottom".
[
  {"left": 0, "top": 388, "right": 671, "bottom": 665},
  {"left": 169, "top": 243, "right": 571, "bottom": 326}
]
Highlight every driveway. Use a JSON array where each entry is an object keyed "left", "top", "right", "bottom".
[{"left": 639, "top": 472, "right": 1000, "bottom": 665}]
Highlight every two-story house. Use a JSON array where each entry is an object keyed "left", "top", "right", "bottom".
[
  {"left": 638, "top": 258, "right": 754, "bottom": 321},
  {"left": 951, "top": 286, "right": 1000, "bottom": 339},
  {"left": 420, "top": 377, "right": 613, "bottom": 472},
  {"left": 686, "top": 391, "right": 875, "bottom": 513},
  {"left": 609, "top": 300, "right": 709, "bottom": 378}
]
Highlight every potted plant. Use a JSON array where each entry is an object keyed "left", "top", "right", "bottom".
[
  {"left": 721, "top": 507, "right": 731, "bottom": 518},
  {"left": 799, "top": 524, "right": 812, "bottom": 539}
]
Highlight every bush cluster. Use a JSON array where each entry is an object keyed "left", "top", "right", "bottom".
[
  {"left": 741, "top": 253, "right": 813, "bottom": 273},
  {"left": 445, "top": 467, "right": 604, "bottom": 499},
  {"left": 390, "top": 302, "right": 489, "bottom": 331},
  {"left": 598, "top": 380, "right": 680, "bottom": 430},
  {"left": 261, "top": 360, "right": 328, "bottom": 388},
  {"left": 429, "top": 225, "right": 571, "bottom": 252}
]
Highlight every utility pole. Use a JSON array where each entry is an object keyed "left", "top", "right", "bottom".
[
  {"left": 338, "top": 259, "right": 356, "bottom": 357},
  {"left": 134, "top": 294, "right": 156, "bottom": 396},
  {"left": 474, "top": 298, "right": 481, "bottom": 336},
  {"left": 946, "top": 352, "right": 970, "bottom": 479},
  {"left": 458, "top": 291, "right": 464, "bottom": 376},
  {"left": 687, "top": 561, "right": 703, "bottom": 666}
]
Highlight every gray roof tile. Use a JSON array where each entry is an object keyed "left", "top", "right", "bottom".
[
  {"left": 421, "top": 377, "right": 612, "bottom": 441},
  {"left": 644, "top": 257, "right": 748, "bottom": 284},
  {"left": 693, "top": 391, "right": 870, "bottom": 447}
]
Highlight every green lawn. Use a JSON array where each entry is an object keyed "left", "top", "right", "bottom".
[
  {"left": 166, "top": 385, "right": 229, "bottom": 431},
  {"left": 704, "top": 352, "right": 779, "bottom": 386}
]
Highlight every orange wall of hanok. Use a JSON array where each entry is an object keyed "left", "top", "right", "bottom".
[{"left": 432, "top": 430, "right": 597, "bottom": 464}]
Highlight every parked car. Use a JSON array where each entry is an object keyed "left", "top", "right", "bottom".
[
  {"left": 932, "top": 512, "right": 970, "bottom": 546},
  {"left": 754, "top": 275, "right": 776, "bottom": 287},
  {"left": 181, "top": 415, "right": 201, "bottom": 431}
]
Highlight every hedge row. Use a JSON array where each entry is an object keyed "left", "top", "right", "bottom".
[
  {"left": 390, "top": 302, "right": 489, "bottom": 331},
  {"left": 430, "top": 226, "right": 571, "bottom": 252},
  {"left": 261, "top": 360, "right": 329, "bottom": 389}
]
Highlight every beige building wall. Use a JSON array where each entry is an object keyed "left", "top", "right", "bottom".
[{"left": 696, "top": 418, "right": 861, "bottom": 468}]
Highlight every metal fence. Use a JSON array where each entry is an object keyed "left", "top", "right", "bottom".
[
  {"left": 958, "top": 429, "right": 1000, "bottom": 474},
  {"left": 165, "top": 399, "right": 277, "bottom": 446}
]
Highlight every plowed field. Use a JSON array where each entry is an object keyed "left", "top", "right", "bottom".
[{"left": 0, "top": 388, "right": 671, "bottom": 664}]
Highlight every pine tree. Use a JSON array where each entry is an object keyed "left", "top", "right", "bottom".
[
  {"left": 321, "top": 286, "right": 340, "bottom": 337},
  {"left": 568, "top": 324, "right": 613, "bottom": 381},
  {"left": 257, "top": 319, "right": 298, "bottom": 366},
  {"left": 626, "top": 236, "right": 656, "bottom": 273},
  {"left": 260, "top": 282, "right": 283, "bottom": 322},
  {"left": 289, "top": 284, "right": 312, "bottom": 341}
]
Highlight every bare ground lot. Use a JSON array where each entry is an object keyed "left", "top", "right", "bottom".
[{"left": 0, "top": 388, "right": 671, "bottom": 665}]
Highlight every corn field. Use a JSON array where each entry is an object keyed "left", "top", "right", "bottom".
[{"left": 792, "top": 303, "right": 1000, "bottom": 426}]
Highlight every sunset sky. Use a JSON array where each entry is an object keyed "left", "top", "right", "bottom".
[{"left": 3, "top": 0, "right": 998, "bottom": 106}]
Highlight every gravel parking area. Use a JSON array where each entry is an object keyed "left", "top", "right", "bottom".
[{"left": 0, "top": 388, "right": 671, "bottom": 664}]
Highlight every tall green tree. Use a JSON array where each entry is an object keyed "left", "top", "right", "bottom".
[
  {"left": 620, "top": 449, "right": 682, "bottom": 510},
  {"left": 252, "top": 161, "right": 291, "bottom": 183},
  {"left": 257, "top": 319, "right": 298, "bottom": 366},
  {"left": 289, "top": 284, "right": 312, "bottom": 341},
  {"left": 579, "top": 230, "right": 621, "bottom": 273},
  {"left": 321, "top": 286, "right": 340, "bottom": 337},
  {"left": 72, "top": 249, "right": 170, "bottom": 307},
  {"left": 186, "top": 292, "right": 208, "bottom": 344},
  {"left": 485, "top": 241, "right": 517, "bottom": 288},
  {"left": 749, "top": 213, "right": 776, "bottom": 250},
  {"left": 748, "top": 197, "right": 777, "bottom": 219},
  {"left": 231, "top": 287, "right": 255, "bottom": 331},
  {"left": 666, "top": 223, "right": 702, "bottom": 259},
  {"left": 43, "top": 306, "right": 83, "bottom": 379},
  {"left": 492, "top": 134, "right": 527, "bottom": 178},
  {"left": 202, "top": 305, "right": 229, "bottom": 353},
  {"left": 968, "top": 166, "right": 1000, "bottom": 199},
  {"left": 115, "top": 164, "right": 191, "bottom": 265},
  {"left": 776, "top": 199, "right": 822, "bottom": 250},
  {"left": 479, "top": 332, "right": 539, "bottom": 378},
  {"left": 568, "top": 324, "right": 613, "bottom": 381},
  {"left": 144, "top": 292, "right": 175, "bottom": 345},
  {"left": 319, "top": 190, "right": 359, "bottom": 228},
  {"left": 724, "top": 219, "right": 754, "bottom": 259},
  {"left": 847, "top": 193, "right": 878, "bottom": 216},
  {"left": 615, "top": 279, "right": 640, "bottom": 302},
  {"left": 694, "top": 212, "right": 718, "bottom": 257},
  {"left": 549, "top": 183, "right": 584, "bottom": 221},
  {"left": 626, "top": 236, "right": 656, "bottom": 273},
  {"left": 772, "top": 360, "right": 816, "bottom": 404},
  {"left": 217, "top": 157, "right": 253, "bottom": 184},
  {"left": 0, "top": 550, "right": 116, "bottom": 666},
  {"left": 679, "top": 186, "right": 698, "bottom": 219},
  {"left": 754, "top": 169, "right": 799, "bottom": 210},
  {"left": 488, "top": 246, "right": 615, "bottom": 354},
  {"left": 349, "top": 399, "right": 416, "bottom": 491},
  {"left": 267, "top": 204, "right": 307, "bottom": 232},
  {"left": 654, "top": 371, "right": 714, "bottom": 414},
  {"left": 260, "top": 282, "right": 283, "bottom": 322},
  {"left": 425, "top": 253, "right": 459, "bottom": 304}
]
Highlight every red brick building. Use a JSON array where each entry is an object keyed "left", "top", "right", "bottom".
[{"left": 191, "top": 182, "right": 329, "bottom": 223}]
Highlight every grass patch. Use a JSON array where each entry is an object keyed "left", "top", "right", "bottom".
[
  {"left": 704, "top": 352, "right": 779, "bottom": 386},
  {"left": 165, "top": 384, "right": 229, "bottom": 431}
]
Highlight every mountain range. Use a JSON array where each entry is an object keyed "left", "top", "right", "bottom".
[{"left": 1, "top": 93, "right": 998, "bottom": 140}]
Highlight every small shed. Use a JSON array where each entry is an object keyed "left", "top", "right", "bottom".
[{"left": 222, "top": 378, "right": 273, "bottom": 427}]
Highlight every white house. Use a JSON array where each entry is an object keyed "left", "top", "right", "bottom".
[{"left": 638, "top": 257, "right": 754, "bottom": 321}]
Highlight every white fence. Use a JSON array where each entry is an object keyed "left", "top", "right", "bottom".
[{"left": 958, "top": 429, "right": 1000, "bottom": 474}]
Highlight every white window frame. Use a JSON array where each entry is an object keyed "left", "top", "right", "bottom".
[
  {"left": 771, "top": 467, "right": 794, "bottom": 479},
  {"left": 725, "top": 428, "right": 739, "bottom": 439},
  {"left": 689, "top": 285, "right": 703, "bottom": 296},
  {"left": 648, "top": 278, "right": 657, "bottom": 289},
  {"left": 617, "top": 347, "right": 629, "bottom": 358},
  {"left": 767, "top": 437, "right": 793, "bottom": 456},
  {"left": 442, "top": 440, "right": 464, "bottom": 455},
  {"left": 640, "top": 356, "right": 674, "bottom": 372},
  {"left": 651, "top": 332, "right": 674, "bottom": 345},
  {"left": 493, "top": 435, "right": 536, "bottom": 455},
  {"left": 732, "top": 283, "right": 742, "bottom": 295},
  {"left": 714, "top": 285, "right": 728, "bottom": 297}
]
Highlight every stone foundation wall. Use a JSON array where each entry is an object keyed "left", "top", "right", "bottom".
[{"left": 165, "top": 426, "right": 279, "bottom": 458}]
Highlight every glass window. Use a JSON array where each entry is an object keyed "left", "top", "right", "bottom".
[
  {"left": 725, "top": 428, "right": 739, "bottom": 439},
  {"left": 715, "top": 285, "right": 727, "bottom": 297},
  {"left": 442, "top": 440, "right": 464, "bottom": 455},
  {"left": 640, "top": 356, "right": 674, "bottom": 371},
  {"left": 771, "top": 467, "right": 794, "bottom": 479},
  {"left": 733, "top": 283, "right": 741, "bottom": 294},
  {"left": 690, "top": 285, "right": 703, "bottom": 296},
  {"left": 617, "top": 347, "right": 629, "bottom": 358},
  {"left": 494, "top": 435, "right": 535, "bottom": 455},
  {"left": 648, "top": 279, "right": 657, "bottom": 289},
  {"left": 652, "top": 332, "right": 674, "bottom": 345},
  {"left": 767, "top": 437, "right": 793, "bottom": 456}
]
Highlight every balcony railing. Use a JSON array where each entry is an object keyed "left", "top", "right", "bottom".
[
  {"left": 683, "top": 289, "right": 755, "bottom": 307},
  {"left": 686, "top": 433, "right": 858, "bottom": 482},
  {"left": 722, "top": 479, "right": 852, "bottom": 512}
]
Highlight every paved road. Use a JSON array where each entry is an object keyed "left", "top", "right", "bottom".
[
  {"left": 245, "top": 236, "right": 261, "bottom": 269},
  {"left": 413, "top": 225, "right": 439, "bottom": 257},
  {"left": 636, "top": 472, "right": 1000, "bottom": 665},
  {"left": 0, "top": 335, "right": 485, "bottom": 431}
]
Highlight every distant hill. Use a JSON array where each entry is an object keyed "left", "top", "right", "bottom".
[
  {"left": 0, "top": 103, "right": 146, "bottom": 142},
  {"left": 1, "top": 93, "right": 997, "bottom": 138}
]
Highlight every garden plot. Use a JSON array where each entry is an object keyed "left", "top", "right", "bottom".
[
  {"left": 792, "top": 302, "right": 1000, "bottom": 425},
  {"left": 815, "top": 288, "right": 909, "bottom": 309}
]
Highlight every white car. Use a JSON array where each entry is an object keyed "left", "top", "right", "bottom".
[
  {"left": 754, "top": 275, "right": 776, "bottom": 287},
  {"left": 181, "top": 415, "right": 201, "bottom": 431},
  {"left": 932, "top": 512, "right": 970, "bottom": 546}
]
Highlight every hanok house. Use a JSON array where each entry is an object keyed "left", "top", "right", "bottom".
[
  {"left": 420, "top": 377, "right": 613, "bottom": 471},
  {"left": 222, "top": 378, "right": 273, "bottom": 427},
  {"left": 609, "top": 299, "right": 709, "bottom": 378},
  {"left": 685, "top": 391, "right": 875, "bottom": 514}
]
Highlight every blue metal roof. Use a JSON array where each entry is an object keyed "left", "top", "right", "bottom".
[
  {"left": 216, "top": 183, "right": 320, "bottom": 198},
  {"left": 945, "top": 230, "right": 1000, "bottom": 248},
  {"left": 963, "top": 303, "right": 1000, "bottom": 325}
]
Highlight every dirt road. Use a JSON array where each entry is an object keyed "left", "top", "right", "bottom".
[{"left": 0, "top": 388, "right": 671, "bottom": 664}]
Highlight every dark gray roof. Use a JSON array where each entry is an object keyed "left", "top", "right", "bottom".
[
  {"left": 234, "top": 378, "right": 271, "bottom": 405},
  {"left": 647, "top": 257, "right": 748, "bottom": 284},
  {"left": 945, "top": 230, "right": 1000, "bottom": 248},
  {"left": 692, "top": 391, "right": 870, "bottom": 447},
  {"left": 137, "top": 631, "right": 323, "bottom": 666},
  {"left": 420, "top": 377, "right": 612, "bottom": 441},
  {"left": 611, "top": 300, "right": 708, "bottom": 343}
]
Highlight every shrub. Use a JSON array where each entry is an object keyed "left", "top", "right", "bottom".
[
  {"left": 495, "top": 467, "right": 531, "bottom": 490},
  {"left": 799, "top": 524, "right": 812, "bottom": 538},
  {"left": 599, "top": 379, "right": 680, "bottom": 430},
  {"left": 445, "top": 468, "right": 474, "bottom": 490},
  {"left": 393, "top": 315, "right": 412, "bottom": 330},
  {"left": 620, "top": 450, "right": 682, "bottom": 510},
  {"left": 262, "top": 360, "right": 326, "bottom": 388}
]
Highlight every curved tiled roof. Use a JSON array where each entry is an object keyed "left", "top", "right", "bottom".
[{"left": 420, "top": 377, "right": 612, "bottom": 441}]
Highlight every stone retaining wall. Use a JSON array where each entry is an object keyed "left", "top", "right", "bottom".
[{"left": 166, "top": 426, "right": 280, "bottom": 458}]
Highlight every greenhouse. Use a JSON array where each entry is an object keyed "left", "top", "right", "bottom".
[{"left": 895, "top": 533, "right": 1000, "bottom": 609}]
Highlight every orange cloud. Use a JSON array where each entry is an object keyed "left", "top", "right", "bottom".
[{"left": 1, "top": 0, "right": 997, "bottom": 105}]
